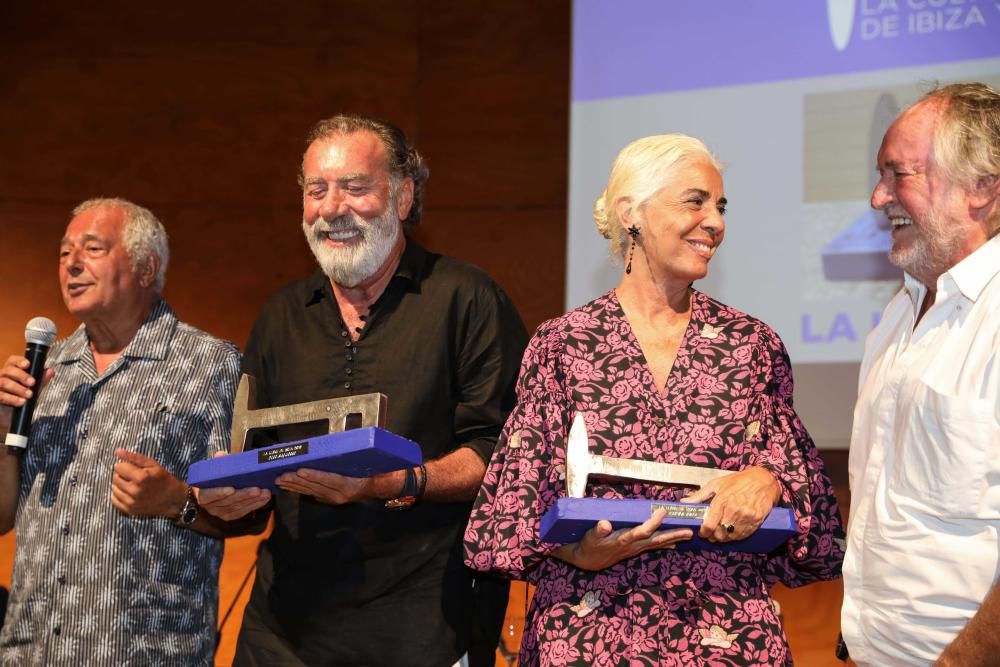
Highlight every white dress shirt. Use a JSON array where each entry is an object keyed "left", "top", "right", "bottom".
[{"left": 842, "top": 235, "right": 1000, "bottom": 666}]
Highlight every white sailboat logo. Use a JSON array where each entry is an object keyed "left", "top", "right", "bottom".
[{"left": 828, "top": 0, "right": 856, "bottom": 51}]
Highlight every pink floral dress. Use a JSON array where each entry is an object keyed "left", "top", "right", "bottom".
[{"left": 464, "top": 290, "right": 844, "bottom": 666}]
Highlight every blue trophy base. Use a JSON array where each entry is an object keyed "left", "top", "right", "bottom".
[
  {"left": 539, "top": 497, "right": 796, "bottom": 553},
  {"left": 188, "top": 427, "right": 422, "bottom": 491}
]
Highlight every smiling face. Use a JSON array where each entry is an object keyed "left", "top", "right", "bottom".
[
  {"left": 58, "top": 204, "right": 152, "bottom": 324},
  {"left": 871, "top": 100, "right": 983, "bottom": 286},
  {"left": 626, "top": 159, "right": 727, "bottom": 286},
  {"left": 300, "top": 130, "right": 413, "bottom": 287}
]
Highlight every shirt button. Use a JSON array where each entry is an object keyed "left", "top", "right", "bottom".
[
  {"left": 53, "top": 626, "right": 61, "bottom": 636},
  {"left": 344, "top": 382, "right": 352, "bottom": 390},
  {"left": 340, "top": 331, "right": 348, "bottom": 338},
  {"left": 344, "top": 340, "right": 351, "bottom": 348},
  {"left": 345, "top": 354, "right": 353, "bottom": 361},
  {"left": 70, "top": 476, "right": 78, "bottom": 486},
  {"left": 654, "top": 418, "right": 665, "bottom": 428},
  {"left": 61, "top": 525, "right": 70, "bottom": 535},
  {"left": 58, "top": 575, "right": 66, "bottom": 585},
  {"left": 345, "top": 368, "right": 353, "bottom": 376}
]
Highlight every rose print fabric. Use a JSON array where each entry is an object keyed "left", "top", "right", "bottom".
[{"left": 464, "top": 290, "right": 844, "bottom": 666}]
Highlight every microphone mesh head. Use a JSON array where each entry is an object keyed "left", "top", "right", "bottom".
[{"left": 25, "top": 317, "right": 57, "bottom": 346}]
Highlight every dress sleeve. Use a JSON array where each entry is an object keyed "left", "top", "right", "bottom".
[
  {"left": 464, "top": 323, "right": 572, "bottom": 580},
  {"left": 749, "top": 332, "right": 846, "bottom": 588}
]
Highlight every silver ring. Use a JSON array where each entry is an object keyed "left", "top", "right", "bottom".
[{"left": 722, "top": 522, "right": 735, "bottom": 535}]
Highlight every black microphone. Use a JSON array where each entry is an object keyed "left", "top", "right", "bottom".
[{"left": 4, "top": 317, "right": 57, "bottom": 450}]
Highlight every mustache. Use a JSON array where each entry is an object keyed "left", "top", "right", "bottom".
[{"left": 309, "top": 216, "right": 370, "bottom": 236}]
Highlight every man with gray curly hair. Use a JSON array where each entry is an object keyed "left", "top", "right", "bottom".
[
  {"left": 199, "top": 114, "right": 527, "bottom": 666},
  {"left": 841, "top": 82, "right": 1000, "bottom": 666},
  {"left": 72, "top": 198, "right": 172, "bottom": 293},
  {"left": 0, "top": 197, "right": 241, "bottom": 665}
]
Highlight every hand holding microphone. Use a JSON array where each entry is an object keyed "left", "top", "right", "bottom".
[{"left": 2, "top": 318, "right": 57, "bottom": 450}]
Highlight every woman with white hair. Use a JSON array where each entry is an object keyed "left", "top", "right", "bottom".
[{"left": 464, "top": 135, "right": 844, "bottom": 665}]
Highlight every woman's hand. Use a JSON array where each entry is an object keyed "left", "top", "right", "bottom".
[
  {"left": 551, "top": 507, "right": 693, "bottom": 571},
  {"left": 681, "top": 466, "right": 781, "bottom": 543}
]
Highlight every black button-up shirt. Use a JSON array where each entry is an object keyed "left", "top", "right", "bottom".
[{"left": 238, "top": 240, "right": 527, "bottom": 666}]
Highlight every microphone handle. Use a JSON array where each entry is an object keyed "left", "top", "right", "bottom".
[{"left": 7, "top": 342, "right": 50, "bottom": 441}]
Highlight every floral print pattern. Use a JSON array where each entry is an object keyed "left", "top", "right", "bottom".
[{"left": 464, "top": 290, "right": 844, "bottom": 666}]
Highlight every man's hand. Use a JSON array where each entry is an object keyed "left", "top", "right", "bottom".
[
  {"left": 275, "top": 468, "right": 375, "bottom": 505},
  {"left": 551, "top": 508, "right": 693, "bottom": 571},
  {"left": 194, "top": 452, "right": 272, "bottom": 521},
  {"left": 681, "top": 466, "right": 781, "bottom": 543},
  {"left": 196, "top": 486, "right": 273, "bottom": 521},
  {"left": 111, "top": 448, "right": 187, "bottom": 518},
  {"left": 0, "top": 355, "right": 54, "bottom": 432}
]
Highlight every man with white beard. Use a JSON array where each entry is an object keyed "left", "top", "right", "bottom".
[
  {"left": 198, "top": 114, "right": 527, "bottom": 667},
  {"left": 840, "top": 82, "right": 1000, "bottom": 666}
]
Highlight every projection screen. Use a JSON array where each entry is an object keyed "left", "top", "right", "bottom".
[{"left": 567, "top": 0, "right": 1000, "bottom": 447}]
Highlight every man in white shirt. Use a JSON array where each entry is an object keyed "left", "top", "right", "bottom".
[{"left": 841, "top": 82, "right": 1000, "bottom": 666}]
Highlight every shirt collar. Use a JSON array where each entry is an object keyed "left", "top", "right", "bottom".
[
  {"left": 122, "top": 299, "right": 177, "bottom": 360},
  {"left": 304, "top": 236, "right": 429, "bottom": 305},
  {"left": 946, "top": 234, "right": 1000, "bottom": 302},
  {"left": 904, "top": 235, "right": 1000, "bottom": 309},
  {"left": 52, "top": 299, "right": 177, "bottom": 365}
]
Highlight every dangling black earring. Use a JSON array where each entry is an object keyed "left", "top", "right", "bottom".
[{"left": 625, "top": 225, "right": 639, "bottom": 275}]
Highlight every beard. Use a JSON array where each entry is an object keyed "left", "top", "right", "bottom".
[
  {"left": 888, "top": 204, "right": 964, "bottom": 286},
  {"left": 302, "top": 206, "right": 402, "bottom": 288}
]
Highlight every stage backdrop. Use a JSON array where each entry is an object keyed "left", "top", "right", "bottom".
[{"left": 566, "top": 0, "right": 1000, "bottom": 448}]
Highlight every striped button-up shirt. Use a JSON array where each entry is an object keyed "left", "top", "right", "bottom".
[{"left": 0, "top": 300, "right": 240, "bottom": 666}]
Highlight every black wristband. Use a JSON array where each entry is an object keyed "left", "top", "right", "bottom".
[
  {"left": 416, "top": 463, "right": 427, "bottom": 501},
  {"left": 385, "top": 466, "right": 419, "bottom": 510}
]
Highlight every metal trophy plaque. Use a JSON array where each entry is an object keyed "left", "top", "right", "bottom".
[
  {"left": 539, "top": 413, "right": 796, "bottom": 553},
  {"left": 188, "top": 374, "right": 421, "bottom": 490},
  {"left": 228, "top": 374, "right": 387, "bottom": 454}
]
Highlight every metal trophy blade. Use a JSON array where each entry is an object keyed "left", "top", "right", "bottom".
[
  {"left": 230, "top": 374, "right": 387, "bottom": 453},
  {"left": 566, "top": 413, "right": 733, "bottom": 497}
]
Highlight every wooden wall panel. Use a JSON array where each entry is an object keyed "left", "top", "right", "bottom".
[{"left": 0, "top": 0, "right": 567, "bottom": 351}]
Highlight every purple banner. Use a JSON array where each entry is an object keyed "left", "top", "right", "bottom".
[{"left": 573, "top": 0, "right": 1000, "bottom": 101}]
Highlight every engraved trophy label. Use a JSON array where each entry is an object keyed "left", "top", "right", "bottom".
[
  {"left": 258, "top": 441, "right": 310, "bottom": 464},
  {"left": 650, "top": 503, "right": 707, "bottom": 520}
]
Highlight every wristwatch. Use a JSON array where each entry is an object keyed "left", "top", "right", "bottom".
[{"left": 176, "top": 485, "right": 199, "bottom": 526}]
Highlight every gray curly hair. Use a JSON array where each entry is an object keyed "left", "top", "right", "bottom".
[
  {"left": 921, "top": 82, "right": 1000, "bottom": 230},
  {"left": 72, "top": 198, "right": 169, "bottom": 293}
]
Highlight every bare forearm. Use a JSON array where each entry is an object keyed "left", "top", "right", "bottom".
[
  {"left": 935, "top": 581, "right": 1000, "bottom": 666},
  {"left": 371, "top": 446, "right": 487, "bottom": 503},
  {"left": 423, "top": 447, "right": 487, "bottom": 502}
]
